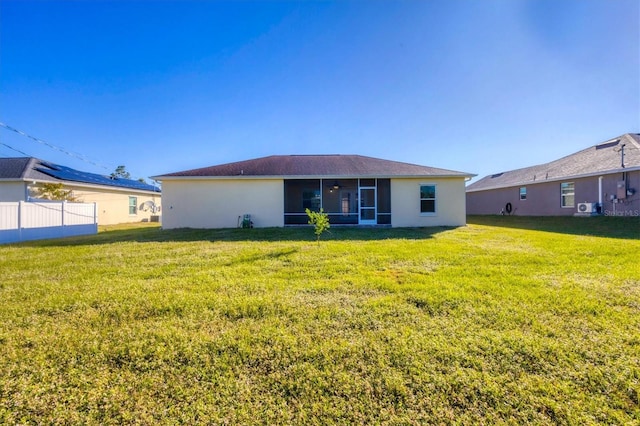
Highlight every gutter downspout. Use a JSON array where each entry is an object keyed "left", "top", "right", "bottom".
[{"left": 598, "top": 176, "right": 603, "bottom": 210}]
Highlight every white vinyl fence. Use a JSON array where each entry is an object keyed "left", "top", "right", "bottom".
[{"left": 0, "top": 201, "right": 98, "bottom": 244}]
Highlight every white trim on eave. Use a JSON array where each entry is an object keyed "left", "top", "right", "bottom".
[{"left": 152, "top": 173, "right": 475, "bottom": 181}]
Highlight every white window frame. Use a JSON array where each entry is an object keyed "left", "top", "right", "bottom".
[
  {"left": 419, "top": 183, "right": 437, "bottom": 216},
  {"left": 519, "top": 187, "right": 527, "bottom": 201},
  {"left": 560, "top": 182, "right": 575, "bottom": 208},
  {"left": 129, "top": 196, "right": 138, "bottom": 215}
]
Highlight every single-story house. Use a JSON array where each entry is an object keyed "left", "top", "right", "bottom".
[
  {"left": 466, "top": 133, "right": 640, "bottom": 217},
  {"left": 0, "top": 157, "right": 162, "bottom": 225},
  {"left": 152, "top": 155, "right": 475, "bottom": 229}
]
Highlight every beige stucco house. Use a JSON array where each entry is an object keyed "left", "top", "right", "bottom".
[
  {"left": 153, "top": 155, "right": 474, "bottom": 229},
  {"left": 0, "top": 157, "right": 161, "bottom": 225}
]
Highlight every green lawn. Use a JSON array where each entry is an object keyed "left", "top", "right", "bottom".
[{"left": 0, "top": 216, "right": 638, "bottom": 424}]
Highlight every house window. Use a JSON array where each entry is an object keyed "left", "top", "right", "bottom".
[
  {"left": 519, "top": 187, "right": 527, "bottom": 200},
  {"left": 560, "top": 182, "right": 574, "bottom": 208},
  {"left": 420, "top": 184, "right": 436, "bottom": 214},
  {"left": 129, "top": 196, "right": 138, "bottom": 215}
]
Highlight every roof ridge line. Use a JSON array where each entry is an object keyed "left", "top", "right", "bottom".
[{"left": 624, "top": 133, "right": 640, "bottom": 150}]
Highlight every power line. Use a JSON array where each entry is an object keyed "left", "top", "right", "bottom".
[
  {"left": 0, "top": 122, "right": 156, "bottom": 184},
  {"left": 0, "top": 141, "right": 32, "bottom": 157},
  {"left": 0, "top": 122, "right": 110, "bottom": 171}
]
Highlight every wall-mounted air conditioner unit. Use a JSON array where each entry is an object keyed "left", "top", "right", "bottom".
[{"left": 577, "top": 202, "right": 597, "bottom": 213}]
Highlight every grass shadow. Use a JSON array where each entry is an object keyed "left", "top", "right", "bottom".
[
  {"left": 10, "top": 216, "right": 638, "bottom": 247},
  {"left": 467, "top": 215, "right": 640, "bottom": 240},
  {"left": 222, "top": 247, "right": 300, "bottom": 266},
  {"left": 18, "top": 223, "right": 454, "bottom": 247}
]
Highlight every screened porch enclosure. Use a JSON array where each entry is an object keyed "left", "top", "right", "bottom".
[{"left": 284, "top": 179, "right": 391, "bottom": 225}]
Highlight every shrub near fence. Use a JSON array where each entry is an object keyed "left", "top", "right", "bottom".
[{"left": 0, "top": 201, "right": 97, "bottom": 244}]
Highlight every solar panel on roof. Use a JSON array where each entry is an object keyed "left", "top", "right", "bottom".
[{"left": 35, "top": 163, "right": 160, "bottom": 192}]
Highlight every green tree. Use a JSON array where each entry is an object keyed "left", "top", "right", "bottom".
[
  {"left": 305, "top": 208, "right": 330, "bottom": 244},
  {"left": 111, "top": 165, "right": 131, "bottom": 179},
  {"left": 35, "top": 183, "right": 78, "bottom": 201}
]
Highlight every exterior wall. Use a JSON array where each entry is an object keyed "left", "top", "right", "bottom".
[
  {"left": 28, "top": 184, "right": 161, "bottom": 225},
  {"left": 161, "top": 179, "right": 284, "bottom": 229},
  {"left": 466, "top": 170, "right": 640, "bottom": 216},
  {"left": 70, "top": 187, "right": 161, "bottom": 225},
  {"left": 598, "top": 170, "right": 640, "bottom": 216},
  {"left": 391, "top": 177, "right": 467, "bottom": 227},
  {"left": 0, "top": 182, "right": 27, "bottom": 202}
]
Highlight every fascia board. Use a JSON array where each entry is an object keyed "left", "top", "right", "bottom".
[{"left": 152, "top": 174, "right": 475, "bottom": 181}]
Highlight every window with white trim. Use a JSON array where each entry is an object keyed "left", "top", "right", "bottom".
[
  {"left": 519, "top": 187, "right": 527, "bottom": 200},
  {"left": 420, "top": 184, "right": 436, "bottom": 214},
  {"left": 560, "top": 182, "right": 574, "bottom": 208},
  {"left": 129, "top": 196, "right": 138, "bottom": 215}
]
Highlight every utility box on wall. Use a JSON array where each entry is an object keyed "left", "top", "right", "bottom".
[{"left": 617, "top": 181, "right": 626, "bottom": 199}]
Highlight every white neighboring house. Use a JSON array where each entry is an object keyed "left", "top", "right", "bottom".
[
  {"left": 0, "top": 157, "right": 161, "bottom": 225},
  {"left": 152, "top": 154, "right": 475, "bottom": 229}
]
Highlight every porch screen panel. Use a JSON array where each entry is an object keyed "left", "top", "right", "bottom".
[
  {"left": 377, "top": 179, "right": 391, "bottom": 224},
  {"left": 284, "top": 180, "right": 321, "bottom": 225},
  {"left": 323, "top": 179, "right": 358, "bottom": 224}
]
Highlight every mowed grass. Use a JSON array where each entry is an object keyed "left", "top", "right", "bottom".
[{"left": 0, "top": 217, "right": 638, "bottom": 424}]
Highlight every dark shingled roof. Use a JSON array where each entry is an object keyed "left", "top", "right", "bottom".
[
  {"left": 155, "top": 155, "right": 473, "bottom": 178},
  {"left": 0, "top": 157, "right": 160, "bottom": 193},
  {"left": 467, "top": 133, "right": 640, "bottom": 192},
  {"left": 0, "top": 157, "right": 58, "bottom": 181}
]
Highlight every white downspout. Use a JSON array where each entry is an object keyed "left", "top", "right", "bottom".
[{"left": 598, "top": 176, "right": 603, "bottom": 208}]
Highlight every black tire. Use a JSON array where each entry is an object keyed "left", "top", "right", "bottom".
[{"left": 505, "top": 202, "right": 513, "bottom": 214}]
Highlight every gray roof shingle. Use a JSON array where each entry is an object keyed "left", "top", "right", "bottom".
[
  {"left": 156, "top": 154, "right": 474, "bottom": 178},
  {"left": 0, "top": 157, "right": 59, "bottom": 181},
  {"left": 467, "top": 133, "right": 640, "bottom": 192}
]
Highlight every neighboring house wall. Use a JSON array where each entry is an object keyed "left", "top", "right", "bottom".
[
  {"left": 26, "top": 184, "right": 161, "bottom": 225},
  {"left": 68, "top": 186, "right": 161, "bottom": 225},
  {"left": 0, "top": 182, "right": 27, "bottom": 202},
  {"left": 467, "top": 170, "right": 640, "bottom": 216},
  {"left": 391, "top": 178, "right": 467, "bottom": 227},
  {"left": 161, "top": 179, "right": 284, "bottom": 229},
  {"left": 600, "top": 171, "right": 640, "bottom": 215},
  {"left": 467, "top": 182, "right": 563, "bottom": 216}
]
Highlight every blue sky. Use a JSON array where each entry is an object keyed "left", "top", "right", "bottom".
[{"left": 0, "top": 0, "right": 638, "bottom": 183}]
